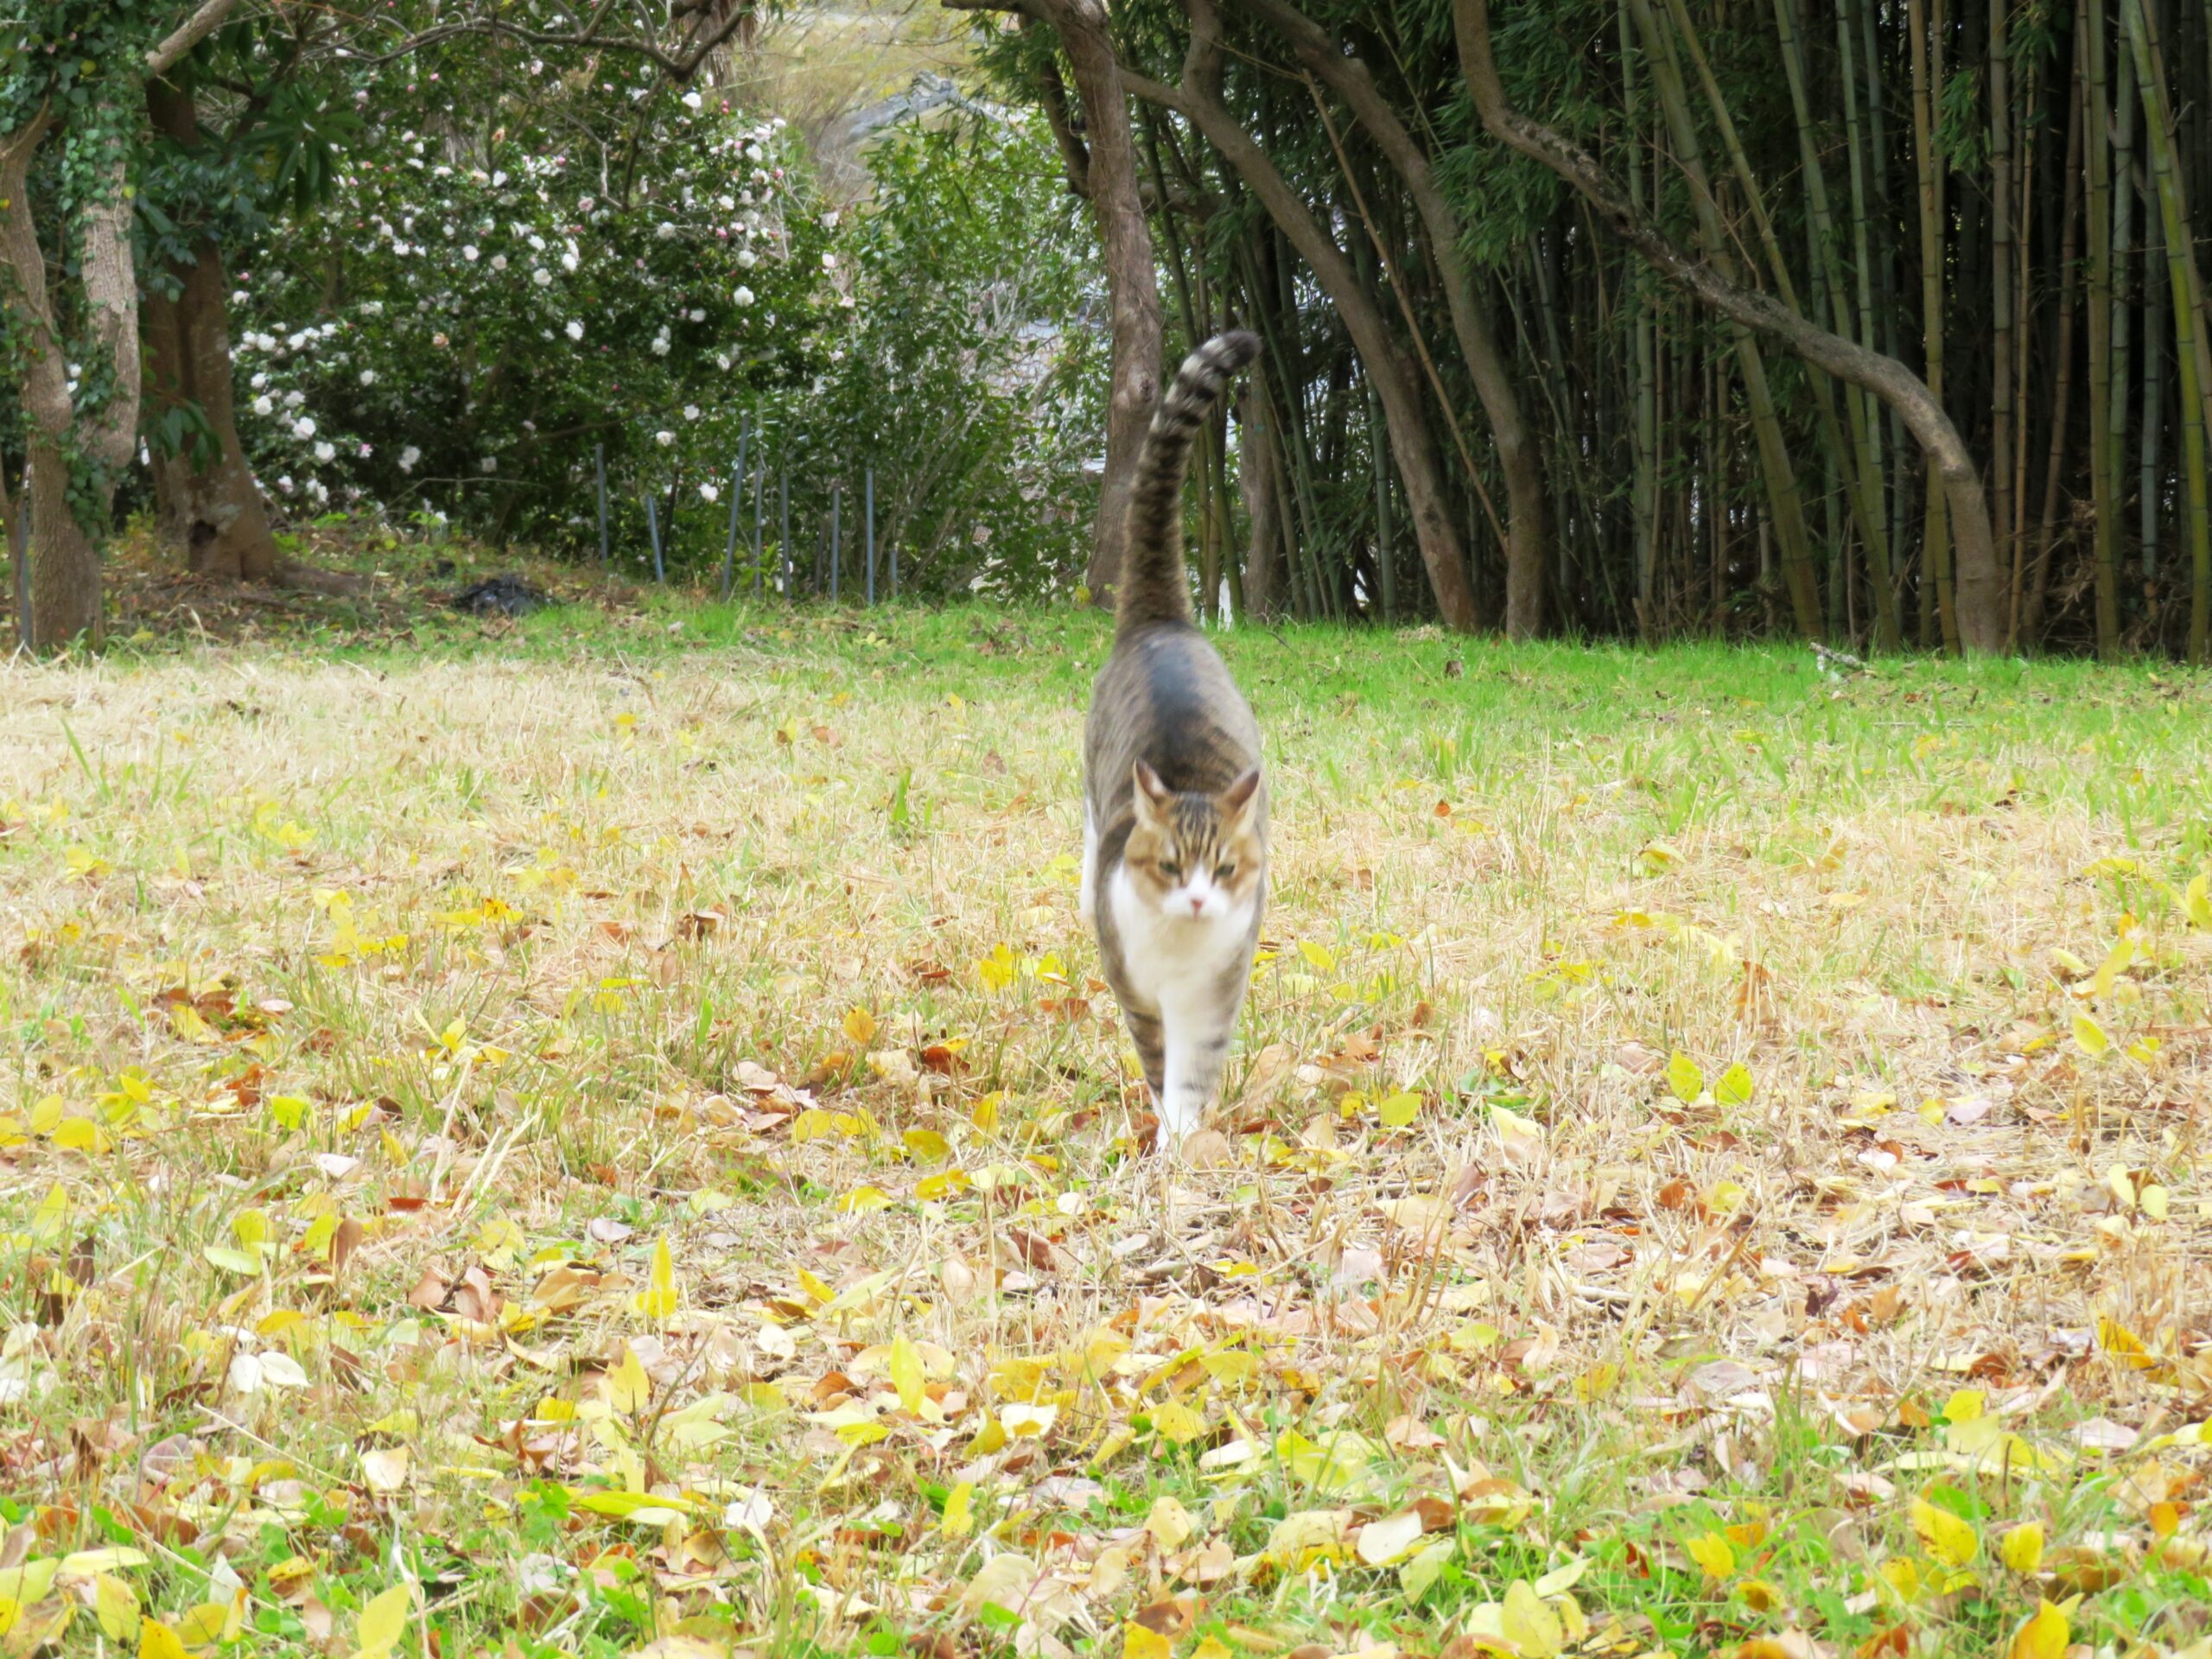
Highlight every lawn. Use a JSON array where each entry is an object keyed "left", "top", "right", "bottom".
[{"left": 3, "top": 593, "right": 2209, "bottom": 1659}]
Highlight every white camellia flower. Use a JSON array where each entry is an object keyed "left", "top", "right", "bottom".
[
  {"left": 481, "top": 457, "right": 499, "bottom": 473},
  {"left": 687, "top": 308, "right": 706, "bottom": 322},
  {"left": 566, "top": 320, "right": 584, "bottom": 340},
  {"left": 293, "top": 416, "right": 316, "bottom": 439},
  {"left": 655, "top": 430, "right": 675, "bottom": 447},
  {"left": 561, "top": 249, "right": 579, "bottom": 271},
  {"left": 490, "top": 253, "right": 508, "bottom": 271},
  {"left": 822, "top": 253, "right": 837, "bottom": 270},
  {"left": 533, "top": 268, "right": 552, "bottom": 287},
  {"left": 359, "top": 369, "right": 377, "bottom": 386},
  {"left": 736, "top": 249, "right": 757, "bottom": 269},
  {"left": 359, "top": 443, "right": 373, "bottom": 459},
  {"left": 253, "top": 395, "right": 274, "bottom": 416},
  {"left": 462, "top": 245, "right": 480, "bottom": 261},
  {"left": 733, "top": 285, "right": 755, "bottom": 307},
  {"left": 492, "top": 169, "right": 508, "bottom": 187},
  {"left": 276, "top": 475, "right": 294, "bottom": 493},
  {"left": 682, "top": 91, "right": 702, "bottom": 111},
  {"left": 683, "top": 404, "right": 700, "bottom": 420},
  {"left": 250, "top": 371, "right": 269, "bottom": 389},
  {"left": 699, "top": 482, "right": 720, "bottom": 503},
  {"left": 656, "top": 221, "right": 677, "bottom": 240},
  {"left": 397, "top": 446, "right": 421, "bottom": 473},
  {"left": 285, "top": 390, "right": 306, "bottom": 408},
  {"left": 315, "top": 441, "right": 336, "bottom": 461}
]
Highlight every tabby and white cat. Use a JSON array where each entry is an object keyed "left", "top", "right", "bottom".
[{"left": 1080, "top": 332, "right": 1267, "bottom": 1150}]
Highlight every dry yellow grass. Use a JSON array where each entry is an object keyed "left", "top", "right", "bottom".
[{"left": 2, "top": 605, "right": 2209, "bottom": 1659}]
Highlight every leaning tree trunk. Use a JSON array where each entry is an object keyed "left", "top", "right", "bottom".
[
  {"left": 144, "top": 77, "right": 279, "bottom": 582},
  {"left": 1242, "top": 0, "right": 1548, "bottom": 637},
  {"left": 1452, "top": 0, "right": 2006, "bottom": 653},
  {"left": 949, "top": 0, "right": 1163, "bottom": 608},
  {"left": 1127, "top": 0, "right": 1481, "bottom": 631}
]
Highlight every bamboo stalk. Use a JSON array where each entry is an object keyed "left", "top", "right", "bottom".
[
  {"left": 2126, "top": 0, "right": 2212, "bottom": 658},
  {"left": 1632, "top": 0, "right": 1824, "bottom": 639},
  {"left": 1908, "top": 0, "right": 1955, "bottom": 648},
  {"left": 2025, "top": 55, "right": 2085, "bottom": 645},
  {"left": 2112, "top": 34, "right": 2136, "bottom": 602},
  {"left": 1759, "top": 0, "right": 1898, "bottom": 645},
  {"left": 1623, "top": 0, "right": 1659, "bottom": 639},
  {"left": 2143, "top": 200, "right": 2166, "bottom": 584},
  {"left": 2087, "top": 0, "right": 2122, "bottom": 655},
  {"left": 1990, "top": 0, "right": 2016, "bottom": 635}
]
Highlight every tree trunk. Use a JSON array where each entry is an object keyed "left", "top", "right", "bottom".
[
  {"left": 144, "top": 78, "right": 279, "bottom": 582},
  {"left": 1452, "top": 0, "right": 2005, "bottom": 652},
  {"left": 1242, "top": 0, "right": 1546, "bottom": 636},
  {"left": 1236, "top": 383, "right": 1283, "bottom": 618},
  {"left": 951, "top": 0, "right": 1164, "bottom": 608},
  {"left": 1126, "top": 0, "right": 1480, "bottom": 632},
  {"left": 0, "top": 108, "right": 128, "bottom": 645}
]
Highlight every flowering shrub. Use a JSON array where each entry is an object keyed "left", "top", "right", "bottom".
[
  {"left": 232, "top": 68, "right": 837, "bottom": 550},
  {"left": 231, "top": 53, "right": 1103, "bottom": 595}
]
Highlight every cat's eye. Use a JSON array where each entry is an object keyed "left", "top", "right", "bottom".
[
  {"left": 1215, "top": 863, "right": 1236, "bottom": 882},
  {"left": 1159, "top": 860, "right": 1182, "bottom": 879}
]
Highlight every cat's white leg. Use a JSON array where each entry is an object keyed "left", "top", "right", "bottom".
[
  {"left": 1155, "top": 1009, "right": 1228, "bottom": 1150},
  {"left": 1078, "top": 803, "right": 1098, "bottom": 927}
]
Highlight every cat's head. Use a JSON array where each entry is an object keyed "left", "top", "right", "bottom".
[{"left": 1125, "top": 760, "right": 1263, "bottom": 923}]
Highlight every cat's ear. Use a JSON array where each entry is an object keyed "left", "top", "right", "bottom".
[
  {"left": 1132, "top": 760, "right": 1172, "bottom": 825},
  {"left": 1219, "top": 767, "right": 1262, "bottom": 826}
]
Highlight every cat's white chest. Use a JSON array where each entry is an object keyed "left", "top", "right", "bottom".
[{"left": 1107, "top": 865, "right": 1252, "bottom": 1011}]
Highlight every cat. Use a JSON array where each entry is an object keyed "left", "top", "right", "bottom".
[{"left": 1080, "top": 331, "right": 1267, "bottom": 1151}]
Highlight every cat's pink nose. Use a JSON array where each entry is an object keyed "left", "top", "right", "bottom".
[{"left": 1189, "top": 896, "right": 1205, "bottom": 915}]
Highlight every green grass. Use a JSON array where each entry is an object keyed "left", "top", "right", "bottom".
[{"left": 3, "top": 590, "right": 2210, "bottom": 1659}]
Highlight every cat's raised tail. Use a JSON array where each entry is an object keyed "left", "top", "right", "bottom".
[{"left": 1116, "top": 330, "right": 1263, "bottom": 632}]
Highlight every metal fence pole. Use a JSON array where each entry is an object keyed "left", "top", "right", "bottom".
[
  {"left": 830, "top": 484, "right": 841, "bottom": 603},
  {"left": 645, "top": 493, "right": 664, "bottom": 583},
  {"left": 10, "top": 466, "right": 29, "bottom": 652},
  {"left": 779, "top": 468, "right": 791, "bottom": 599},
  {"left": 594, "top": 443, "right": 608, "bottom": 575},
  {"left": 865, "top": 467, "right": 875, "bottom": 606},
  {"left": 721, "top": 416, "right": 750, "bottom": 603},
  {"left": 753, "top": 443, "right": 766, "bottom": 596}
]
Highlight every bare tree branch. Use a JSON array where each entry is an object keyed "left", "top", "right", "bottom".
[
  {"left": 365, "top": 2, "right": 752, "bottom": 79},
  {"left": 149, "top": 0, "right": 245, "bottom": 77}
]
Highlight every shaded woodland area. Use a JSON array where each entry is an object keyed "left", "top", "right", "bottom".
[{"left": 967, "top": 0, "right": 2212, "bottom": 656}]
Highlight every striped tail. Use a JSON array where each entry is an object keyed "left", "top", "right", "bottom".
[{"left": 1116, "top": 330, "right": 1262, "bottom": 632}]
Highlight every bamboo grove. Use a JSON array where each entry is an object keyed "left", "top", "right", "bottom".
[{"left": 962, "top": 0, "right": 2212, "bottom": 656}]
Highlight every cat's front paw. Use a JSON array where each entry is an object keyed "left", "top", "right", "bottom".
[{"left": 1154, "top": 1091, "right": 1206, "bottom": 1153}]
